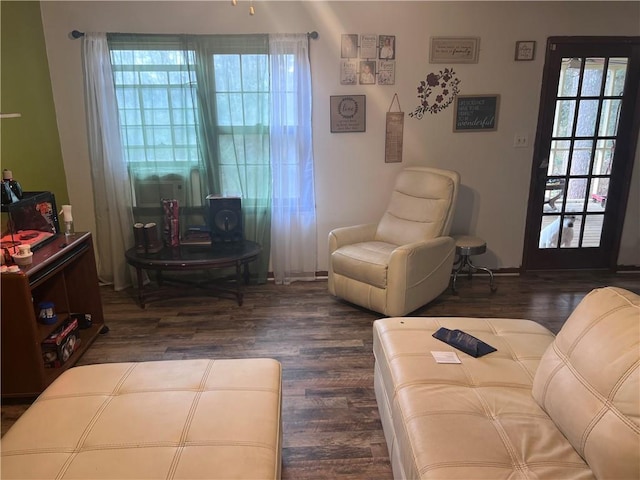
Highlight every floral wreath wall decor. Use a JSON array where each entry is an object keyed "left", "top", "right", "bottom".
[{"left": 408, "top": 68, "right": 461, "bottom": 119}]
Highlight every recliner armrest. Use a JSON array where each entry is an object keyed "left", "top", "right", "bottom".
[
  {"left": 381, "top": 236, "right": 456, "bottom": 315},
  {"left": 389, "top": 236, "right": 456, "bottom": 285},
  {"left": 328, "top": 223, "right": 378, "bottom": 252}
]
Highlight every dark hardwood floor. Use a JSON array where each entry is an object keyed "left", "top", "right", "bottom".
[{"left": 2, "top": 271, "right": 639, "bottom": 479}]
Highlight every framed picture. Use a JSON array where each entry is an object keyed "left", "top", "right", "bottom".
[
  {"left": 515, "top": 41, "right": 536, "bottom": 61},
  {"left": 430, "top": 37, "right": 480, "bottom": 64},
  {"left": 360, "top": 34, "right": 378, "bottom": 59},
  {"left": 359, "top": 61, "right": 376, "bottom": 85},
  {"left": 379, "top": 35, "right": 395, "bottom": 60},
  {"left": 453, "top": 95, "right": 500, "bottom": 132},
  {"left": 330, "top": 95, "right": 366, "bottom": 133},
  {"left": 378, "top": 61, "right": 395, "bottom": 85},
  {"left": 340, "top": 60, "right": 358, "bottom": 85},
  {"left": 341, "top": 34, "right": 358, "bottom": 58}
]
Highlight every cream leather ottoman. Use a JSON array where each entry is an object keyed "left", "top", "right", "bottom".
[{"left": 1, "top": 358, "right": 282, "bottom": 480}]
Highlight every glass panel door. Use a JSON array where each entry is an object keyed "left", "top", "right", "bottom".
[{"left": 523, "top": 38, "right": 640, "bottom": 270}]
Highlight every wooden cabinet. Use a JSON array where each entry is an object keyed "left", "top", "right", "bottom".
[{"left": 1, "top": 232, "right": 105, "bottom": 398}]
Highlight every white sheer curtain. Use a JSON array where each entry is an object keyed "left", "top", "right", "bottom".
[
  {"left": 269, "top": 34, "right": 317, "bottom": 284},
  {"left": 82, "top": 33, "right": 135, "bottom": 290}
]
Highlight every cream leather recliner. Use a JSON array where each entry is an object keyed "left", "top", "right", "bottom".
[{"left": 328, "top": 167, "right": 460, "bottom": 316}]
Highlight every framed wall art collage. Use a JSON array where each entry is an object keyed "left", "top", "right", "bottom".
[{"left": 340, "top": 33, "right": 396, "bottom": 86}]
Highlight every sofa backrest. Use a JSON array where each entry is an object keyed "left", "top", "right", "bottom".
[
  {"left": 532, "top": 286, "right": 639, "bottom": 480},
  {"left": 375, "top": 167, "right": 459, "bottom": 246}
]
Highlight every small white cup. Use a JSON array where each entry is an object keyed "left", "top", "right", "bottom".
[{"left": 17, "top": 244, "right": 31, "bottom": 256}]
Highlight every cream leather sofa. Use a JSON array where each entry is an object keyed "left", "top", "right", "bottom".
[
  {"left": 1, "top": 358, "right": 282, "bottom": 480},
  {"left": 374, "top": 286, "right": 639, "bottom": 479}
]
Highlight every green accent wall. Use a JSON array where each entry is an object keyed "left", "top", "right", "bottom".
[{"left": 1, "top": 1, "right": 68, "bottom": 232}]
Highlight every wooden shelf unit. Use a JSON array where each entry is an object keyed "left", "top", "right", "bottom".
[{"left": 1, "top": 232, "right": 105, "bottom": 398}]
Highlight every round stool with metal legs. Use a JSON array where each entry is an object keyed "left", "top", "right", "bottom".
[{"left": 451, "top": 235, "right": 497, "bottom": 293}]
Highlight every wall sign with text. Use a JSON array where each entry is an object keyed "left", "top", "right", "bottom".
[
  {"left": 330, "top": 95, "right": 366, "bottom": 133},
  {"left": 453, "top": 95, "right": 500, "bottom": 132},
  {"left": 515, "top": 41, "right": 536, "bottom": 61},
  {"left": 430, "top": 37, "right": 480, "bottom": 64}
]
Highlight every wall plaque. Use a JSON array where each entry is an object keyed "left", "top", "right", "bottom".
[
  {"left": 453, "top": 95, "right": 500, "bottom": 132},
  {"left": 430, "top": 37, "right": 480, "bottom": 64},
  {"left": 330, "top": 95, "right": 366, "bottom": 133}
]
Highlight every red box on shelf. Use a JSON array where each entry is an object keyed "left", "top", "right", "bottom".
[{"left": 41, "top": 318, "right": 81, "bottom": 368}]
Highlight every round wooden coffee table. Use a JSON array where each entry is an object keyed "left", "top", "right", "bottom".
[{"left": 125, "top": 241, "right": 261, "bottom": 308}]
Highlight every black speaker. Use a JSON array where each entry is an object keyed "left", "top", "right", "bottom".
[{"left": 207, "top": 195, "right": 243, "bottom": 244}]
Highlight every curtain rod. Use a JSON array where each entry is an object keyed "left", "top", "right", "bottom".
[{"left": 71, "top": 30, "right": 319, "bottom": 39}]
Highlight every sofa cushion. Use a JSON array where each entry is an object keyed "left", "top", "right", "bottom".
[
  {"left": 373, "top": 316, "right": 598, "bottom": 479},
  {"left": 331, "top": 241, "right": 395, "bottom": 288},
  {"left": 532, "top": 286, "right": 640, "bottom": 480}
]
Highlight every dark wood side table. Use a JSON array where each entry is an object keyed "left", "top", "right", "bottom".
[{"left": 125, "top": 241, "right": 261, "bottom": 308}]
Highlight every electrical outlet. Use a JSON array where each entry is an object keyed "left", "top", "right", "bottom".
[{"left": 513, "top": 134, "right": 529, "bottom": 148}]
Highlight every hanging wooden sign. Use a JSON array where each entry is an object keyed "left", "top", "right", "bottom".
[{"left": 385, "top": 93, "right": 404, "bottom": 163}]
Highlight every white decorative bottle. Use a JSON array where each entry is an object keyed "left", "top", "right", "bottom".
[{"left": 61, "top": 205, "right": 74, "bottom": 237}]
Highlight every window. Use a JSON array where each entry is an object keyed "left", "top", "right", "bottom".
[
  {"left": 85, "top": 32, "right": 315, "bottom": 284},
  {"left": 111, "top": 48, "right": 199, "bottom": 168},
  {"left": 108, "top": 34, "right": 271, "bottom": 207},
  {"left": 212, "top": 52, "right": 270, "bottom": 198}
]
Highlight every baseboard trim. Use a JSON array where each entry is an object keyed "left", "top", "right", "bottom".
[
  {"left": 308, "top": 265, "right": 640, "bottom": 280},
  {"left": 616, "top": 266, "right": 640, "bottom": 273},
  {"left": 266, "top": 266, "right": 639, "bottom": 281},
  {"left": 266, "top": 271, "right": 329, "bottom": 281}
]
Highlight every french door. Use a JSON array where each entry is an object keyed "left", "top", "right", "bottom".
[{"left": 522, "top": 37, "right": 640, "bottom": 271}]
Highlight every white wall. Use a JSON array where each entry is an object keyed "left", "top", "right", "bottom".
[{"left": 40, "top": 1, "right": 640, "bottom": 271}]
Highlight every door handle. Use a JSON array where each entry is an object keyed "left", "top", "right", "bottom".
[{"left": 539, "top": 158, "right": 549, "bottom": 169}]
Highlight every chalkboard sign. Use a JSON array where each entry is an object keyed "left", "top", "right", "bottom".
[{"left": 453, "top": 95, "right": 500, "bottom": 132}]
